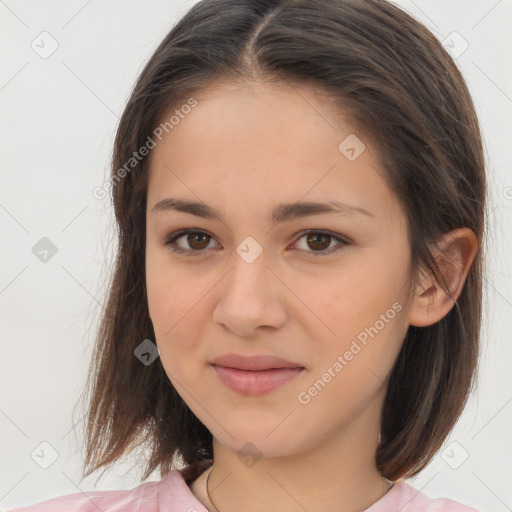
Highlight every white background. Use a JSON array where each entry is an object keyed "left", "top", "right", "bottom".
[{"left": 1, "top": 0, "right": 511, "bottom": 510}]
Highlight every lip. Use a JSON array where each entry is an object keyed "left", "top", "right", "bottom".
[
  {"left": 211, "top": 365, "right": 306, "bottom": 396},
  {"left": 209, "top": 353, "right": 306, "bottom": 396},
  {"left": 210, "top": 353, "right": 304, "bottom": 371}
]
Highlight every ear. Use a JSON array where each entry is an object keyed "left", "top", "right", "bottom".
[{"left": 408, "top": 227, "right": 478, "bottom": 328}]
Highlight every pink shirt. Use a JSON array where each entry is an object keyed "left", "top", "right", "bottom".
[{"left": 8, "top": 462, "right": 480, "bottom": 512}]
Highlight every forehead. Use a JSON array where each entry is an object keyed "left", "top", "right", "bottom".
[{"left": 146, "top": 79, "right": 400, "bottom": 225}]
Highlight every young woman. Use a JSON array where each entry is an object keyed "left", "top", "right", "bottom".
[{"left": 10, "top": 0, "right": 485, "bottom": 510}]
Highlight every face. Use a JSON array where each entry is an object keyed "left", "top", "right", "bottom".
[{"left": 145, "top": 79, "right": 415, "bottom": 458}]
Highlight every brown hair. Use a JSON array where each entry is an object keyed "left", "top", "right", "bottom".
[{"left": 78, "top": 0, "right": 487, "bottom": 483}]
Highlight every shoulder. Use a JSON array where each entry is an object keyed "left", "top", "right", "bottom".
[
  {"left": 6, "top": 476, "right": 163, "bottom": 512},
  {"left": 376, "top": 481, "right": 480, "bottom": 512},
  {"left": 5, "top": 466, "right": 208, "bottom": 512}
]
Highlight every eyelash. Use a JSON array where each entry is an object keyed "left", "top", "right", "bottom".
[{"left": 164, "top": 229, "right": 351, "bottom": 257}]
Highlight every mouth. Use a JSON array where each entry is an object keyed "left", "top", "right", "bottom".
[
  {"left": 209, "top": 352, "right": 304, "bottom": 371},
  {"left": 210, "top": 364, "right": 306, "bottom": 396}
]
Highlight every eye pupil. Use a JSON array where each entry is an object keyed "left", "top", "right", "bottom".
[
  {"left": 307, "top": 233, "right": 330, "bottom": 251},
  {"left": 188, "top": 233, "right": 210, "bottom": 250}
]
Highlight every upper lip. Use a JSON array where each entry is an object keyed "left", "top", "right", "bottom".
[{"left": 210, "top": 353, "right": 304, "bottom": 371}]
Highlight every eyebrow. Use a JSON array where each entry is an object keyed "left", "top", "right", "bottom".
[{"left": 151, "top": 198, "right": 373, "bottom": 224}]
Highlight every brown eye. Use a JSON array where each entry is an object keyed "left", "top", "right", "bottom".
[
  {"left": 186, "top": 232, "right": 211, "bottom": 250},
  {"left": 165, "top": 229, "right": 219, "bottom": 255},
  {"left": 164, "top": 229, "right": 350, "bottom": 257},
  {"left": 306, "top": 232, "right": 331, "bottom": 251},
  {"left": 292, "top": 230, "right": 350, "bottom": 256}
]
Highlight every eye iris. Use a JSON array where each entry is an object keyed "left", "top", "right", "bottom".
[
  {"left": 307, "top": 233, "right": 330, "bottom": 251},
  {"left": 188, "top": 232, "right": 210, "bottom": 250}
]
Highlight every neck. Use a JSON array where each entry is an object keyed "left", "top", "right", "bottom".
[{"left": 199, "top": 392, "right": 393, "bottom": 512}]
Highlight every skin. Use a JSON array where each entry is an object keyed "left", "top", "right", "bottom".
[{"left": 145, "top": 79, "right": 478, "bottom": 512}]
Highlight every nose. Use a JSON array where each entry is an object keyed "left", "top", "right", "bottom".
[{"left": 212, "top": 249, "right": 288, "bottom": 337}]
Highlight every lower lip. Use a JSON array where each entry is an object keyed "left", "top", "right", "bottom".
[{"left": 211, "top": 365, "right": 305, "bottom": 396}]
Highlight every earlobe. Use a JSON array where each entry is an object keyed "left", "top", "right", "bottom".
[{"left": 408, "top": 228, "right": 478, "bottom": 328}]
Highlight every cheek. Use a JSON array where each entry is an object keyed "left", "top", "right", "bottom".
[
  {"left": 145, "top": 255, "right": 214, "bottom": 379},
  {"left": 295, "top": 298, "right": 406, "bottom": 425},
  {"left": 292, "top": 261, "right": 403, "bottom": 335},
  {"left": 146, "top": 249, "right": 197, "bottom": 331},
  {"left": 292, "top": 260, "right": 408, "bottom": 379}
]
